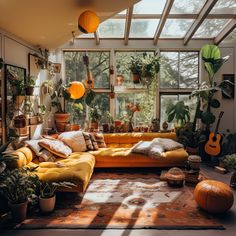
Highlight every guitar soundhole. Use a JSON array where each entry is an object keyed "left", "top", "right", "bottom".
[
  {"left": 87, "top": 80, "right": 93, "bottom": 84},
  {"left": 212, "top": 137, "right": 217, "bottom": 142}
]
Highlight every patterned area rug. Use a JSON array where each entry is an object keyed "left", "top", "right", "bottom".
[{"left": 2, "top": 172, "right": 223, "bottom": 229}]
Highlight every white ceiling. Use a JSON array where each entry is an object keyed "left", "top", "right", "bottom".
[{"left": 0, "top": 0, "right": 139, "bottom": 49}]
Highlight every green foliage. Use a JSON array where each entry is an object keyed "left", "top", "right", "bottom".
[
  {"left": 221, "top": 132, "right": 236, "bottom": 156},
  {"left": 26, "top": 75, "right": 36, "bottom": 87},
  {"left": 220, "top": 154, "right": 236, "bottom": 171},
  {"left": 40, "top": 181, "right": 77, "bottom": 198},
  {"left": 89, "top": 106, "right": 102, "bottom": 122},
  {"left": 166, "top": 101, "right": 190, "bottom": 127},
  {"left": 0, "top": 167, "right": 38, "bottom": 204},
  {"left": 128, "top": 56, "right": 143, "bottom": 75}
]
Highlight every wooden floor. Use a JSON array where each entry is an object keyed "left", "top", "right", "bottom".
[{"left": 1, "top": 164, "right": 236, "bottom": 236}]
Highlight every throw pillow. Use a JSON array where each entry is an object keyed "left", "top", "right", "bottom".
[
  {"left": 58, "top": 131, "right": 87, "bottom": 152},
  {"left": 131, "top": 141, "right": 152, "bottom": 154},
  {"left": 93, "top": 133, "right": 106, "bottom": 148},
  {"left": 25, "top": 139, "right": 43, "bottom": 156},
  {"left": 38, "top": 139, "right": 72, "bottom": 158},
  {"left": 152, "top": 138, "right": 183, "bottom": 151},
  {"left": 89, "top": 133, "right": 99, "bottom": 150},
  {"left": 148, "top": 143, "right": 164, "bottom": 159},
  {"left": 38, "top": 149, "right": 56, "bottom": 162},
  {"left": 83, "top": 132, "right": 94, "bottom": 150}
]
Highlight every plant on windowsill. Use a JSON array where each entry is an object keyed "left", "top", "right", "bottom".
[
  {"left": 126, "top": 103, "right": 140, "bottom": 132},
  {"left": 39, "top": 181, "right": 77, "bottom": 213},
  {"left": 89, "top": 106, "right": 102, "bottom": 130}
]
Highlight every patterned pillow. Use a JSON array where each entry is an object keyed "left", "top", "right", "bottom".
[
  {"left": 93, "top": 133, "right": 106, "bottom": 148},
  {"left": 83, "top": 132, "right": 94, "bottom": 151},
  {"left": 38, "top": 149, "right": 56, "bottom": 162},
  {"left": 38, "top": 139, "right": 72, "bottom": 158},
  {"left": 25, "top": 139, "right": 43, "bottom": 156},
  {"left": 58, "top": 131, "right": 87, "bottom": 152},
  {"left": 89, "top": 133, "right": 99, "bottom": 150}
]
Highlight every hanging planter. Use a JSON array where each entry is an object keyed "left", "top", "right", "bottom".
[
  {"left": 116, "top": 75, "right": 124, "bottom": 86},
  {"left": 132, "top": 73, "right": 141, "bottom": 84}
]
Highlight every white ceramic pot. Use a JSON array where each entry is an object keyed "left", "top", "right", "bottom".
[{"left": 39, "top": 195, "right": 56, "bottom": 213}]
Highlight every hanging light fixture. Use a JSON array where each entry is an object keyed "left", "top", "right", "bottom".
[
  {"left": 78, "top": 10, "right": 100, "bottom": 34},
  {"left": 67, "top": 81, "right": 85, "bottom": 99}
]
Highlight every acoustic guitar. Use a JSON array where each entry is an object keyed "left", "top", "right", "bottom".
[
  {"left": 83, "top": 53, "right": 94, "bottom": 90},
  {"left": 204, "top": 111, "right": 224, "bottom": 156}
]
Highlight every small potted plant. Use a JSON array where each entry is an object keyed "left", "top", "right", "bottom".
[
  {"left": 128, "top": 56, "right": 143, "bottom": 84},
  {"left": 39, "top": 181, "right": 76, "bottom": 213},
  {"left": 89, "top": 106, "right": 102, "bottom": 130},
  {"left": 0, "top": 168, "right": 38, "bottom": 222},
  {"left": 25, "top": 75, "right": 36, "bottom": 96}
]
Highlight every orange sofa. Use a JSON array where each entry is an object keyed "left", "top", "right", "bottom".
[{"left": 9, "top": 132, "right": 188, "bottom": 193}]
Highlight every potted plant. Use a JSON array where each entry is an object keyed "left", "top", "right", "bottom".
[
  {"left": 25, "top": 75, "right": 36, "bottom": 96},
  {"left": 67, "top": 102, "right": 83, "bottom": 131},
  {"left": 102, "top": 111, "right": 114, "bottom": 133},
  {"left": 0, "top": 168, "right": 38, "bottom": 222},
  {"left": 128, "top": 56, "right": 143, "bottom": 84},
  {"left": 51, "top": 79, "right": 70, "bottom": 132},
  {"left": 141, "top": 53, "right": 160, "bottom": 87},
  {"left": 39, "top": 181, "right": 76, "bottom": 213},
  {"left": 166, "top": 100, "right": 190, "bottom": 129},
  {"left": 89, "top": 106, "right": 102, "bottom": 130}
]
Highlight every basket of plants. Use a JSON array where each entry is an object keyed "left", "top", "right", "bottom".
[{"left": 166, "top": 167, "right": 185, "bottom": 188}]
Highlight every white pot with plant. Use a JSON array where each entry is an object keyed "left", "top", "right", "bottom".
[
  {"left": 39, "top": 181, "right": 76, "bottom": 213},
  {"left": 0, "top": 168, "right": 38, "bottom": 222}
]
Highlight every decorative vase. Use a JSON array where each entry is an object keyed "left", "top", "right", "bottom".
[
  {"left": 8, "top": 201, "right": 28, "bottom": 222},
  {"left": 39, "top": 195, "right": 56, "bottom": 213},
  {"left": 54, "top": 113, "right": 70, "bottom": 123},
  {"left": 128, "top": 121, "right": 133, "bottom": 132},
  {"left": 132, "top": 73, "right": 141, "bottom": 84},
  {"left": 102, "top": 123, "right": 109, "bottom": 133},
  {"left": 25, "top": 86, "right": 34, "bottom": 96},
  {"left": 116, "top": 75, "right": 124, "bottom": 86}
]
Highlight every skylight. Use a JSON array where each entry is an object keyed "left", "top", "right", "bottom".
[
  {"left": 133, "top": 0, "right": 166, "bottom": 14},
  {"left": 98, "top": 19, "right": 125, "bottom": 38}
]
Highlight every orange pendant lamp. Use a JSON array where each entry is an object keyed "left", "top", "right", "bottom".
[
  {"left": 78, "top": 10, "right": 100, "bottom": 34},
  {"left": 67, "top": 81, "right": 85, "bottom": 99}
]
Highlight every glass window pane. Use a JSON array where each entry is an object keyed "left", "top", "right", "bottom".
[
  {"left": 118, "top": 10, "right": 127, "bottom": 15},
  {"left": 98, "top": 19, "right": 125, "bottom": 38},
  {"left": 115, "top": 51, "right": 154, "bottom": 88},
  {"left": 170, "top": 0, "right": 207, "bottom": 14},
  {"left": 211, "top": 0, "right": 236, "bottom": 14},
  {"left": 130, "top": 19, "right": 159, "bottom": 38},
  {"left": 223, "top": 28, "right": 236, "bottom": 43},
  {"left": 64, "top": 51, "right": 110, "bottom": 89},
  {"left": 179, "top": 95, "right": 197, "bottom": 122},
  {"left": 160, "top": 19, "right": 194, "bottom": 38},
  {"left": 133, "top": 0, "right": 167, "bottom": 14},
  {"left": 160, "top": 95, "right": 178, "bottom": 129},
  {"left": 160, "top": 52, "right": 179, "bottom": 88},
  {"left": 193, "top": 19, "right": 230, "bottom": 38},
  {"left": 115, "top": 92, "right": 155, "bottom": 125},
  {"left": 179, "top": 52, "right": 199, "bottom": 89}
]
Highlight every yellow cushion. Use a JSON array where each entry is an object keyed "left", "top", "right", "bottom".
[
  {"left": 29, "top": 152, "right": 95, "bottom": 193},
  {"left": 90, "top": 147, "right": 188, "bottom": 167}
]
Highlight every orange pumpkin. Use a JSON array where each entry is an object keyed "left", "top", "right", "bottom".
[
  {"left": 194, "top": 180, "right": 234, "bottom": 213},
  {"left": 78, "top": 10, "right": 99, "bottom": 34},
  {"left": 67, "top": 81, "right": 85, "bottom": 99}
]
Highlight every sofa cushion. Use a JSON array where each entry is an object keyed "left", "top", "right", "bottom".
[
  {"left": 38, "top": 149, "right": 56, "bottom": 162},
  {"left": 83, "top": 132, "right": 94, "bottom": 150},
  {"left": 131, "top": 141, "right": 152, "bottom": 154},
  {"left": 93, "top": 133, "right": 106, "bottom": 148},
  {"left": 59, "top": 131, "right": 87, "bottom": 152},
  {"left": 39, "top": 139, "right": 72, "bottom": 158},
  {"left": 25, "top": 139, "right": 43, "bottom": 156}
]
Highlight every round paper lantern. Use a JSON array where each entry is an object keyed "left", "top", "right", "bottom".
[
  {"left": 67, "top": 81, "right": 85, "bottom": 99},
  {"left": 194, "top": 180, "right": 234, "bottom": 213},
  {"left": 78, "top": 10, "right": 99, "bottom": 34}
]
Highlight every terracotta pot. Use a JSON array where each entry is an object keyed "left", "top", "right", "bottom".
[
  {"left": 55, "top": 122, "right": 67, "bottom": 132},
  {"left": 14, "top": 115, "right": 27, "bottom": 128},
  {"left": 91, "top": 121, "right": 99, "bottom": 130},
  {"left": 65, "top": 124, "right": 80, "bottom": 131},
  {"left": 132, "top": 73, "right": 141, "bottom": 84},
  {"left": 110, "top": 92, "right": 115, "bottom": 99},
  {"left": 25, "top": 86, "right": 34, "bottom": 96},
  {"left": 9, "top": 201, "right": 28, "bottom": 222},
  {"left": 114, "top": 120, "right": 122, "bottom": 127},
  {"left": 39, "top": 195, "right": 56, "bottom": 213},
  {"left": 54, "top": 113, "right": 70, "bottom": 123}
]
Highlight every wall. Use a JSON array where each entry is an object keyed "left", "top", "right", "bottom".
[{"left": 56, "top": 38, "right": 236, "bottom": 133}]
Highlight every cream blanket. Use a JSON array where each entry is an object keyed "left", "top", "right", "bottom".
[{"left": 131, "top": 138, "right": 183, "bottom": 159}]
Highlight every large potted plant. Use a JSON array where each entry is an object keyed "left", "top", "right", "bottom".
[
  {"left": 128, "top": 56, "right": 143, "bottom": 84},
  {"left": 39, "top": 181, "right": 76, "bottom": 213},
  {"left": 0, "top": 168, "right": 38, "bottom": 222}
]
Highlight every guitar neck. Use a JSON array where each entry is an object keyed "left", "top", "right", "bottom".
[{"left": 213, "top": 111, "right": 224, "bottom": 137}]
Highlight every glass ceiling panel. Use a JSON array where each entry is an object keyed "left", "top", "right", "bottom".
[
  {"left": 211, "top": 0, "right": 236, "bottom": 14},
  {"left": 118, "top": 10, "right": 127, "bottom": 15},
  {"left": 160, "top": 19, "right": 194, "bottom": 38},
  {"left": 98, "top": 19, "right": 125, "bottom": 38},
  {"left": 130, "top": 19, "right": 159, "bottom": 38},
  {"left": 223, "top": 29, "right": 236, "bottom": 43},
  {"left": 170, "top": 0, "right": 207, "bottom": 14},
  {"left": 193, "top": 19, "right": 230, "bottom": 38},
  {"left": 133, "top": 0, "right": 166, "bottom": 14}
]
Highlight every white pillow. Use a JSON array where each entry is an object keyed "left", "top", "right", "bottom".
[
  {"left": 148, "top": 143, "right": 164, "bottom": 159},
  {"left": 59, "top": 131, "right": 87, "bottom": 152},
  {"left": 152, "top": 138, "right": 183, "bottom": 151},
  {"left": 131, "top": 141, "right": 152, "bottom": 155},
  {"left": 25, "top": 139, "right": 43, "bottom": 156}
]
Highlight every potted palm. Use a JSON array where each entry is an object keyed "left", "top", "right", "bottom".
[
  {"left": 39, "top": 181, "right": 76, "bottom": 213},
  {"left": 0, "top": 168, "right": 38, "bottom": 222}
]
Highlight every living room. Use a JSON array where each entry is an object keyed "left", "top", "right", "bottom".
[{"left": 0, "top": 0, "right": 236, "bottom": 235}]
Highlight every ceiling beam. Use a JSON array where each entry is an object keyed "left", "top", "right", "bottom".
[
  {"left": 183, "top": 0, "right": 218, "bottom": 45},
  {"left": 153, "top": 0, "right": 174, "bottom": 45},
  {"left": 94, "top": 31, "right": 100, "bottom": 45},
  {"left": 214, "top": 18, "right": 236, "bottom": 45},
  {"left": 124, "top": 6, "right": 133, "bottom": 45}
]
